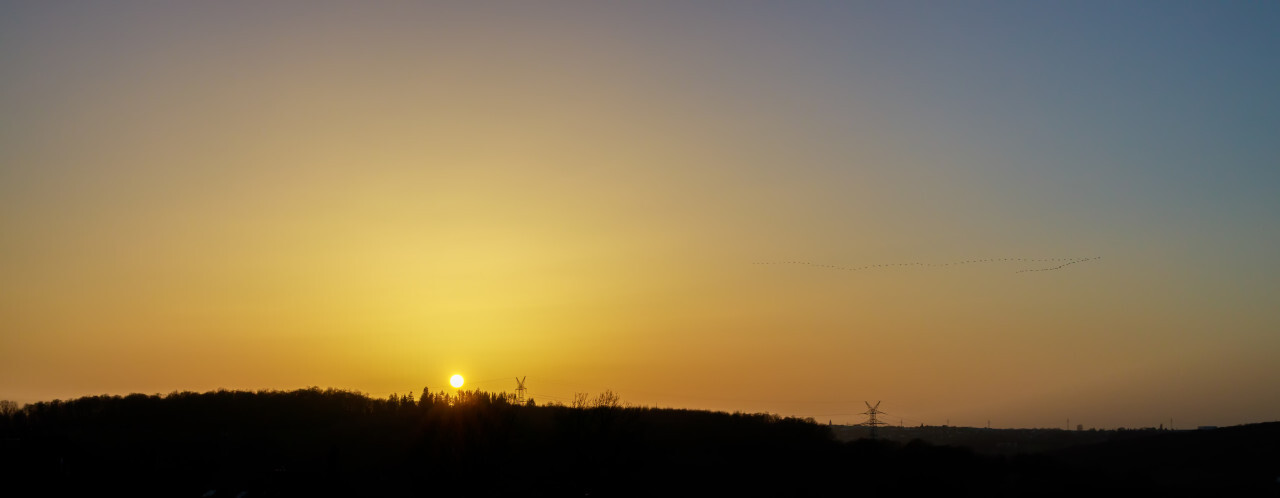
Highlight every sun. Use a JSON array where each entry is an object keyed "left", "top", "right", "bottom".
[{"left": 449, "top": 374, "right": 464, "bottom": 389}]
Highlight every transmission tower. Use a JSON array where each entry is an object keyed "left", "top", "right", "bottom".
[
  {"left": 515, "top": 376, "right": 527, "bottom": 405},
  {"left": 860, "top": 401, "right": 889, "bottom": 438}
]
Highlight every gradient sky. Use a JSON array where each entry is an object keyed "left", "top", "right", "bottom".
[{"left": 2, "top": 1, "right": 1277, "bottom": 429}]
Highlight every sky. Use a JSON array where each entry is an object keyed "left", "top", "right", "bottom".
[{"left": 2, "top": 1, "right": 1277, "bottom": 429}]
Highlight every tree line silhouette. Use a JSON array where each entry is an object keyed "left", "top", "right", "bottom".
[{"left": 1, "top": 388, "right": 1276, "bottom": 496}]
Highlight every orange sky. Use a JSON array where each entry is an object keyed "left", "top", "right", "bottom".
[{"left": 2, "top": 2, "right": 1278, "bottom": 429}]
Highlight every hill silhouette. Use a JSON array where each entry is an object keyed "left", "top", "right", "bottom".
[{"left": 1, "top": 388, "right": 1276, "bottom": 496}]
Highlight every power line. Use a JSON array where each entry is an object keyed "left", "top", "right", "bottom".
[
  {"left": 1015, "top": 256, "right": 1101, "bottom": 273},
  {"left": 752, "top": 256, "right": 1099, "bottom": 274}
]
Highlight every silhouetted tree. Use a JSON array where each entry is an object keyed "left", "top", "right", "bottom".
[
  {"left": 418, "top": 387, "right": 433, "bottom": 410},
  {"left": 593, "top": 390, "right": 621, "bottom": 409}
]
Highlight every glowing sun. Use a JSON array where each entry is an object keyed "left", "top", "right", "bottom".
[{"left": 450, "top": 374, "right": 464, "bottom": 389}]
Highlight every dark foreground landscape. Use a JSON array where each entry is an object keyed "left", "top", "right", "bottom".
[{"left": 2, "top": 388, "right": 1277, "bottom": 497}]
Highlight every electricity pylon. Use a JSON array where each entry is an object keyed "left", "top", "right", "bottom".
[
  {"left": 515, "top": 376, "right": 527, "bottom": 405},
  {"left": 860, "top": 401, "right": 889, "bottom": 439}
]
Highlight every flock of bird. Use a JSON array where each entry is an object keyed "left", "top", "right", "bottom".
[{"left": 752, "top": 256, "right": 1100, "bottom": 274}]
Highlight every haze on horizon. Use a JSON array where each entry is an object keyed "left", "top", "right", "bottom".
[{"left": 2, "top": 1, "right": 1277, "bottom": 429}]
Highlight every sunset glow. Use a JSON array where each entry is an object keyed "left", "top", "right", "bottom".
[{"left": 1, "top": 1, "right": 1277, "bottom": 430}]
